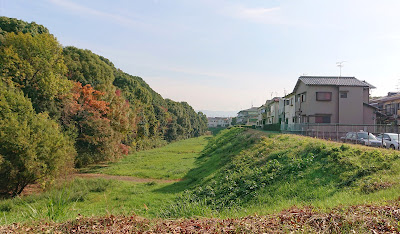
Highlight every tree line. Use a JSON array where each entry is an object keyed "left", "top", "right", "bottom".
[{"left": 0, "top": 17, "right": 208, "bottom": 196}]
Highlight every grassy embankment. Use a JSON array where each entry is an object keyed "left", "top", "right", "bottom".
[{"left": 1, "top": 127, "right": 400, "bottom": 228}]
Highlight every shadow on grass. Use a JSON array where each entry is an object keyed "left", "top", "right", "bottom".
[{"left": 156, "top": 128, "right": 261, "bottom": 194}]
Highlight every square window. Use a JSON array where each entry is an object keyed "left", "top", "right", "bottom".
[
  {"left": 315, "top": 115, "right": 331, "bottom": 123},
  {"left": 316, "top": 92, "right": 332, "bottom": 101},
  {"left": 340, "top": 91, "right": 348, "bottom": 98}
]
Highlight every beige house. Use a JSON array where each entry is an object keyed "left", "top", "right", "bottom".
[
  {"left": 371, "top": 92, "right": 400, "bottom": 124},
  {"left": 263, "top": 97, "right": 282, "bottom": 125},
  {"left": 207, "top": 117, "right": 232, "bottom": 128},
  {"left": 256, "top": 105, "right": 266, "bottom": 127},
  {"left": 292, "top": 76, "right": 376, "bottom": 124},
  {"left": 237, "top": 107, "right": 259, "bottom": 125},
  {"left": 282, "top": 92, "right": 296, "bottom": 124}
]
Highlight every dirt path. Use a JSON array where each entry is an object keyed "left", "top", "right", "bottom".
[
  {"left": 74, "top": 173, "right": 181, "bottom": 183},
  {"left": 21, "top": 173, "right": 180, "bottom": 196}
]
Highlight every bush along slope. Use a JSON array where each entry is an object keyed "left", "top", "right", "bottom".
[
  {"left": 162, "top": 127, "right": 400, "bottom": 218},
  {"left": 0, "top": 16, "right": 207, "bottom": 195}
]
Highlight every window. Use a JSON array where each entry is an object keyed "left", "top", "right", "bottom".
[
  {"left": 315, "top": 115, "right": 331, "bottom": 123},
  {"left": 340, "top": 91, "right": 348, "bottom": 98},
  {"left": 298, "top": 93, "right": 306, "bottom": 102},
  {"left": 316, "top": 92, "right": 332, "bottom": 101},
  {"left": 285, "top": 100, "right": 289, "bottom": 105}
]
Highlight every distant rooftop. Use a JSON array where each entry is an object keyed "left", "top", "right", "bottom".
[
  {"left": 296, "top": 76, "right": 376, "bottom": 89},
  {"left": 238, "top": 107, "right": 259, "bottom": 113}
]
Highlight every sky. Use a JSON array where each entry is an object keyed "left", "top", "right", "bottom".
[{"left": 1, "top": 0, "right": 400, "bottom": 113}]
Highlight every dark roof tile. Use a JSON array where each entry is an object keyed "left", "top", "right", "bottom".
[{"left": 299, "top": 76, "right": 375, "bottom": 88}]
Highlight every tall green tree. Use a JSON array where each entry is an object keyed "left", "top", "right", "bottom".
[
  {"left": 0, "top": 83, "right": 75, "bottom": 196},
  {"left": 0, "top": 32, "right": 72, "bottom": 116}
]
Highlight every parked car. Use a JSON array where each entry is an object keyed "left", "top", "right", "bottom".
[
  {"left": 376, "top": 133, "right": 400, "bottom": 150},
  {"left": 341, "top": 131, "right": 383, "bottom": 147}
]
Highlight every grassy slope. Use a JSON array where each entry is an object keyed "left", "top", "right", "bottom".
[
  {"left": 160, "top": 128, "right": 400, "bottom": 218},
  {"left": 1, "top": 128, "right": 400, "bottom": 228}
]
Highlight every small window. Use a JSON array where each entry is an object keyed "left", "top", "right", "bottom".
[
  {"left": 285, "top": 100, "right": 289, "bottom": 105},
  {"left": 340, "top": 91, "right": 348, "bottom": 98},
  {"left": 299, "top": 93, "right": 306, "bottom": 102},
  {"left": 316, "top": 92, "right": 332, "bottom": 101},
  {"left": 315, "top": 115, "right": 331, "bottom": 123}
]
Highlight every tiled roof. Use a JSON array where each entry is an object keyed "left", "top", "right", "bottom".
[
  {"left": 371, "top": 94, "right": 400, "bottom": 103},
  {"left": 238, "top": 107, "right": 259, "bottom": 114},
  {"left": 299, "top": 76, "right": 375, "bottom": 88}
]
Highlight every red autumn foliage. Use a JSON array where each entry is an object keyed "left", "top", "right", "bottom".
[{"left": 61, "top": 82, "right": 132, "bottom": 166}]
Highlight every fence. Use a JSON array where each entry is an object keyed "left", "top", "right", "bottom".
[{"left": 281, "top": 123, "right": 400, "bottom": 143}]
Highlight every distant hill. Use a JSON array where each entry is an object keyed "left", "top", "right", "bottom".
[{"left": 197, "top": 110, "right": 238, "bottom": 117}]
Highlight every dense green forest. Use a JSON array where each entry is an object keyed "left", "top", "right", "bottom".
[{"left": 0, "top": 17, "right": 207, "bottom": 196}]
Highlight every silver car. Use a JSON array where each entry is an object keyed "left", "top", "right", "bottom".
[{"left": 376, "top": 133, "right": 400, "bottom": 150}]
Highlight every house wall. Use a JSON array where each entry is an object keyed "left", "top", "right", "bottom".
[
  {"left": 283, "top": 94, "right": 296, "bottom": 124},
  {"left": 338, "top": 86, "right": 364, "bottom": 124},
  {"left": 296, "top": 83, "right": 339, "bottom": 123},
  {"left": 295, "top": 82, "right": 368, "bottom": 124},
  {"left": 363, "top": 88, "right": 370, "bottom": 103},
  {"left": 363, "top": 105, "right": 376, "bottom": 125}
]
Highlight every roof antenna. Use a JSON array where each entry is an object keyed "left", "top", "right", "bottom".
[
  {"left": 396, "top": 78, "right": 400, "bottom": 92},
  {"left": 336, "top": 61, "right": 346, "bottom": 77}
]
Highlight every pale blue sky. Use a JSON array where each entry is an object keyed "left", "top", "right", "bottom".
[{"left": 2, "top": 0, "right": 400, "bottom": 111}]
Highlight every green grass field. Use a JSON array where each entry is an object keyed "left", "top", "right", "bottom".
[
  {"left": 1, "top": 127, "right": 400, "bottom": 227},
  {"left": 83, "top": 136, "right": 210, "bottom": 180}
]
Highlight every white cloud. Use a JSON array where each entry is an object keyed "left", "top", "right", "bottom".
[
  {"left": 221, "top": 4, "right": 286, "bottom": 25},
  {"left": 48, "top": 0, "right": 155, "bottom": 31}
]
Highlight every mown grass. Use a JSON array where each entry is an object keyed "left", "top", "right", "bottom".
[{"left": 83, "top": 136, "right": 209, "bottom": 180}]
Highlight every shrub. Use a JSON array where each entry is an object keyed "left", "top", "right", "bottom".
[{"left": 0, "top": 84, "right": 75, "bottom": 196}]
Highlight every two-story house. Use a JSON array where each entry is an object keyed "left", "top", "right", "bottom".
[
  {"left": 370, "top": 92, "right": 400, "bottom": 124},
  {"left": 292, "top": 76, "right": 376, "bottom": 124},
  {"left": 207, "top": 117, "right": 232, "bottom": 128},
  {"left": 282, "top": 92, "right": 296, "bottom": 124},
  {"left": 256, "top": 105, "right": 266, "bottom": 127},
  {"left": 237, "top": 107, "right": 259, "bottom": 125},
  {"left": 262, "top": 97, "right": 282, "bottom": 125}
]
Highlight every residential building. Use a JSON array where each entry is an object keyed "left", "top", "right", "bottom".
[
  {"left": 256, "top": 105, "right": 266, "bottom": 128},
  {"left": 207, "top": 117, "right": 232, "bottom": 128},
  {"left": 370, "top": 92, "right": 400, "bottom": 124},
  {"left": 282, "top": 92, "right": 296, "bottom": 124},
  {"left": 237, "top": 107, "right": 259, "bottom": 125},
  {"left": 291, "top": 76, "right": 376, "bottom": 124},
  {"left": 262, "top": 97, "right": 282, "bottom": 125}
]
